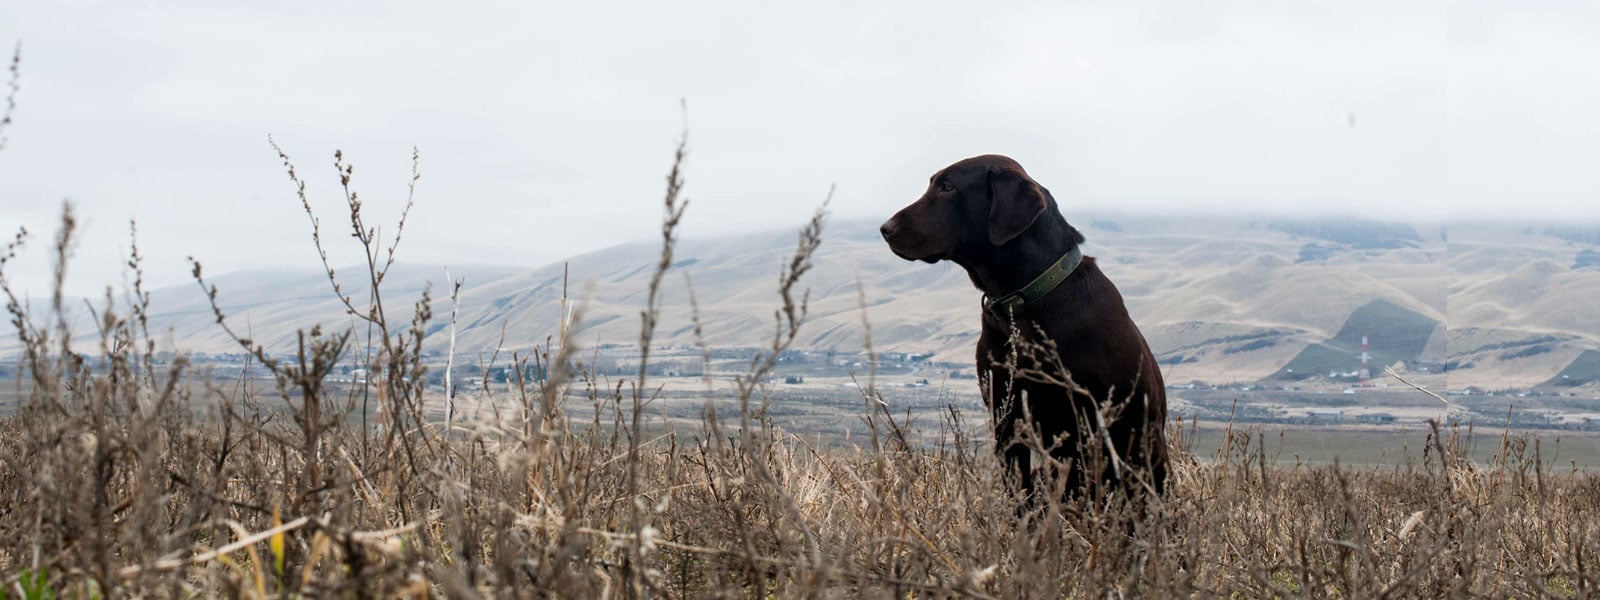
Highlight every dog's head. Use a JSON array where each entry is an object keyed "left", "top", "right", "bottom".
[{"left": 879, "top": 154, "right": 1050, "bottom": 263}]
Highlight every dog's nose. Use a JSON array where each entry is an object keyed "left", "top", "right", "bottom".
[{"left": 879, "top": 219, "right": 897, "bottom": 239}]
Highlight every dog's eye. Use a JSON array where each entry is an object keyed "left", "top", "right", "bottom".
[{"left": 938, "top": 181, "right": 954, "bottom": 193}]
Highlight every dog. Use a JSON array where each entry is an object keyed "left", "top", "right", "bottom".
[{"left": 880, "top": 155, "right": 1169, "bottom": 502}]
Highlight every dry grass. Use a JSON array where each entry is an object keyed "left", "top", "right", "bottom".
[{"left": 2, "top": 80, "right": 1599, "bottom": 597}]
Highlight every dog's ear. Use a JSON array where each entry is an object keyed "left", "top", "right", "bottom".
[{"left": 987, "top": 165, "right": 1048, "bottom": 245}]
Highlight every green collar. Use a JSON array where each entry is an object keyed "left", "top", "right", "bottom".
[{"left": 982, "top": 245, "right": 1084, "bottom": 319}]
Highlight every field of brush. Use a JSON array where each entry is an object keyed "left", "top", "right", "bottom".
[{"left": 4, "top": 341, "right": 1600, "bottom": 598}]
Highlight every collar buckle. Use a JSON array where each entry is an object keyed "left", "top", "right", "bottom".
[{"left": 983, "top": 293, "right": 1026, "bottom": 319}]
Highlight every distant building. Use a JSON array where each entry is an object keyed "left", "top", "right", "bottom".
[
  {"left": 1356, "top": 413, "right": 1398, "bottom": 424},
  {"left": 1306, "top": 408, "right": 1343, "bottom": 422},
  {"left": 1408, "top": 361, "right": 1446, "bottom": 374}
]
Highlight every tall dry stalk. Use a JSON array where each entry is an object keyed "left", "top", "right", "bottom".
[
  {"left": 442, "top": 268, "right": 463, "bottom": 433},
  {"left": 0, "top": 41, "right": 18, "bottom": 153}
]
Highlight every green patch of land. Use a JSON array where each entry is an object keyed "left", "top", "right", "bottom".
[
  {"left": 1272, "top": 299, "right": 1440, "bottom": 380},
  {"left": 1548, "top": 349, "right": 1600, "bottom": 387}
]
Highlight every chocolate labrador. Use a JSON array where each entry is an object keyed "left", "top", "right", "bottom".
[{"left": 880, "top": 155, "right": 1169, "bottom": 501}]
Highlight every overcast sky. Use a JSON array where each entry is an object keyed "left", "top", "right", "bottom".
[{"left": 1, "top": 1, "right": 1597, "bottom": 296}]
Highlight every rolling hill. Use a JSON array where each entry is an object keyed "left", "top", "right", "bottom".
[{"left": 3, "top": 214, "right": 1596, "bottom": 392}]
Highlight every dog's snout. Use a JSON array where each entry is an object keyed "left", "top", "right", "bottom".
[{"left": 879, "top": 219, "right": 898, "bottom": 239}]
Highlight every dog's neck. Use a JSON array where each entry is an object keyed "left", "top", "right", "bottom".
[{"left": 959, "top": 212, "right": 1085, "bottom": 297}]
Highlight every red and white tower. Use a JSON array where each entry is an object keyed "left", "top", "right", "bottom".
[{"left": 1358, "top": 332, "right": 1372, "bottom": 387}]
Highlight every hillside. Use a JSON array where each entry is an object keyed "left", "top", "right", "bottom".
[
  {"left": 5, "top": 215, "right": 1596, "bottom": 391},
  {"left": 1444, "top": 223, "right": 1600, "bottom": 388}
]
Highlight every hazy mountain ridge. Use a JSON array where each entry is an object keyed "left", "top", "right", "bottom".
[{"left": 5, "top": 215, "right": 1596, "bottom": 390}]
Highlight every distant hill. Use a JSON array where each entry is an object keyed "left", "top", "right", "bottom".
[
  {"left": 4, "top": 214, "right": 1596, "bottom": 392},
  {"left": 1444, "top": 223, "right": 1600, "bottom": 388}
]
